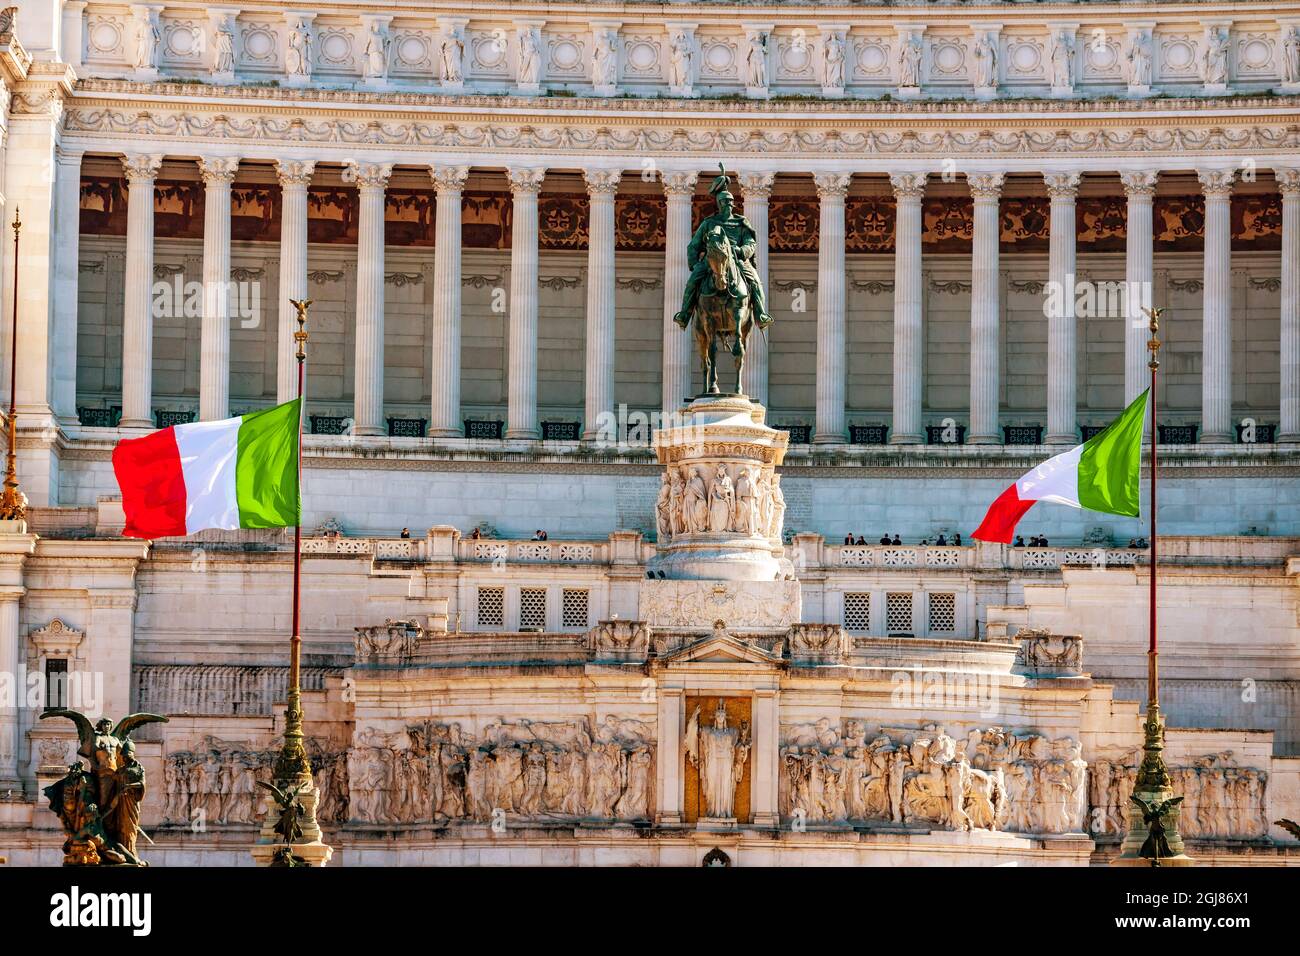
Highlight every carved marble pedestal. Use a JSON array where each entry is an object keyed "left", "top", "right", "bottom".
[
  {"left": 648, "top": 394, "right": 791, "bottom": 581},
  {"left": 249, "top": 780, "right": 335, "bottom": 867}
]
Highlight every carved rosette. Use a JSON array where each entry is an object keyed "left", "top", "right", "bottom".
[{"left": 648, "top": 394, "right": 791, "bottom": 582}]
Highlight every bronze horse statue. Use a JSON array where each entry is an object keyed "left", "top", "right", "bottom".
[{"left": 691, "top": 225, "right": 757, "bottom": 395}]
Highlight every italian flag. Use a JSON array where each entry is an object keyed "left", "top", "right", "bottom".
[
  {"left": 112, "top": 399, "right": 302, "bottom": 539},
  {"left": 972, "top": 390, "right": 1148, "bottom": 544}
]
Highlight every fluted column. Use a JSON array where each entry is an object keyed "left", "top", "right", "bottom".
[
  {"left": 738, "top": 170, "right": 775, "bottom": 405},
  {"left": 429, "top": 165, "right": 469, "bottom": 436},
  {"left": 120, "top": 153, "right": 164, "bottom": 428},
  {"left": 52, "top": 147, "right": 85, "bottom": 425},
  {"left": 967, "top": 171, "right": 1005, "bottom": 445},
  {"left": 582, "top": 168, "right": 621, "bottom": 440},
  {"left": 1198, "top": 168, "right": 1235, "bottom": 443},
  {"left": 813, "top": 172, "right": 851, "bottom": 444},
  {"left": 1120, "top": 169, "right": 1158, "bottom": 431},
  {"left": 198, "top": 157, "right": 239, "bottom": 422},
  {"left": 275, "top": 160, "right": 315, "bottom": 405},
  {"left": 0, "top": 586, "right": 23, "bottom": 788},
  {"left": 889, "top": 172, "right": 926, "bottom": 444},
  {"left": 342, "top": 161, "right": 392, "bottom": 436},
  {"left": 1278, "top": 167, "right": 1300, "bottom": 444},
  {"left": 661, "top": 170, "right": 698, "bottom": 414},
  {"left": 1044, "top": 171, "right": 1081, "bottom": 444},
  {"left": 505, "top": 167, "right": 545, "bottom": 440}
]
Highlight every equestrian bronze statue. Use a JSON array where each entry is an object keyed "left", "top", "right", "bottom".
[{"left": 673, "top": 164, "right": 772, "bottom": 396}]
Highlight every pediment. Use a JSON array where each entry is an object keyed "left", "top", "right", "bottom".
[{"left": 658, "top": 631, "right": 784, "bottom": 667}]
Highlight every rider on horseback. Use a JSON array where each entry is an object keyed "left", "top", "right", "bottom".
[{"left": 673, "top": 164, "right": 772, "bottom": 331}]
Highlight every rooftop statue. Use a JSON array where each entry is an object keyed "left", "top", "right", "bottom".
[{"left": 674, "top": 164, "right": 771, "bottom": 396}]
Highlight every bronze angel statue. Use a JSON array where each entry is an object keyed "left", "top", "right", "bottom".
[
  {"left": 257, "top": 779, "right": 309, "bottom": 867},
  {"left": 40, "top": 709, "right": 168, "bottom": 866},
  {"left": 1130, "top": 794, "right": 1183, "bottom": 866}
]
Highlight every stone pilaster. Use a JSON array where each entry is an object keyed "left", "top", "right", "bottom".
[
  {"left": 198, "top": 157, "right": 238, "bottom": 422},
  {"left": 812, "top": 172, "right": 851, "bottom": 444},
  {"left": 505, "top": 167, "right": 545, "bottom": 440},
  {"left": 52, "top": 147, "right": 84, "bottom": 426},
  {"left": 429, "top": 165, "right": 469, "bottom": 436},
  {"left": 583, "top": 168, "right": 621, "bottom": 441},
  {"left": 275, "top": 159, "right": 315, "bottom": 405},
  {"left": 0, "top": 531, "right": 34, "bottom": 791},
  {"left": 1277, "top": 167, "right": 1300, "bottom": 443},
  {"left": 967, "top": 171, "right": 1005, "bottom": 445},
  {"left": 751, "top": 688, "right": 779, "bottom": 827},
  {"left": 662, "top": 170, "right": 699, "bottom": 415},
  {"left": 1044, "top": 170, "right": 1081, "bottom": 444},
  {"left": 342, "top": 161, "right": 392, "bottom": 437},
  {"left": 1121, "top": 169, "right": 1159, "bottom": 430},
  {"left": 738, "top": 170, "right": 774, "bottom": 405},
  {"left": 1198, "top": 167, "right": 1235, "bottom": 443},
  {"left": 889, "top": 172, "right": 926, "bottom": 444},
  {"left": 655, "top": 688, "right": 684, "bottom": 826},
  {"left": 120, "top": 153, "right": 164, "bottom": 429}
]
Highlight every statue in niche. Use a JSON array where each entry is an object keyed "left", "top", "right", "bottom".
[
  {"left": 1202, "top": 27, "right": 1229, "bottom": 85},
  {"left": 1126, "top": 33, "right": 1152, "bottom": 86},
  {"left": 213, "top": 19, "right": 236, "bottom": 74},
  {"left": 669, "top": 469, "right": 686, "bottom": 536},
  {"left": 732, "top": 467, "right": 756, "bottom": 534},
  {"left": 899, "top": 34, "right": 922, "bottom": 87},
  {"left": 1048, "top": 30, "right": 1074, "bottom": 87},
  {"left": 364, "top": 23, "right": 389, "bottom": 81},
  {"left": 592, "top": 32, "right": 616, "bottom": 88},
  {"left": 518, "top": 28, "right": 541, "bottom": 86},
  {"left": 1285, "top": 27, "right": 1300, "bottom": 85},
  {"left": 655, "top": 474, "right": 673, "bottom": 541},
  {"left": 685, "top": 701, "right": 750, "bottom": 819},
  {"left": 134, "top": 16, "right": 160, "bottom": 70},
  {"left": 287, "top": 21, "right": 311, "bottom": 78},
  {"left": 745, "top": 32, "right": 768, "bottom": 89},
  {"left": 669, "top": 31, "right": 693, "bottom": 89},
  {"left": 439, "top": 26, "right": 464, "bottom": 84},
  {"left": 822, "top": 33, "right": 845, "bottom": 88},
  {"left": 973, "top": 32, "right": 998, "bottom": 88}
]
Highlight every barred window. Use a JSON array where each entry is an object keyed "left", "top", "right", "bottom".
[
  {"left": 520, "top": 587, "right": 548, "bottom": 630},
  {"left": 477, "top": 586, "right": 505, "bottom": 628},
  {"left": 562, "top": 588, "right": 590, "bottom": 629},
  {"left": 885, "top": 592, "right": 914, "bottom": 635},
  {"left": 843, "top": 593, "right": 871, "bottom": 632},
  {"left": 45, "top": 659, "right": 69, "bottom": 711},
  {"left": 928, "top": 592, "right": 957, "bottom": 633}
]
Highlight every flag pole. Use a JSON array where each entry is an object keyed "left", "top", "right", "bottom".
[
  {"left": 1113, "top": 305, "right": 1192, "bottom": 865},
  {"left": 0, "top": 208, "right": 25, "bottom": 523}
]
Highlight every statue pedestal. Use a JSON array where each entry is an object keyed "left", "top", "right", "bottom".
[
  {"left": 1110, "top": 783, "right": 1195, "bottom": 867},
  {"left": 249, "top": 780, "right": 334, "bottom": 867},
  {"left": 648, "top": 394, "right": 791, "bottom": 583}
]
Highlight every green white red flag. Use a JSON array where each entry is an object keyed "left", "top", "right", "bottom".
[{"left": 972, "top": 390, "right": 1148, "bottom": 544}]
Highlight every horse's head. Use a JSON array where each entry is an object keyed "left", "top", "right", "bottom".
[{"left": 704, "top": 227, "right": 732, "bottom": 292}]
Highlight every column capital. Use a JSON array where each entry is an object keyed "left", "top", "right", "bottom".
[
  {"left": 661, "top": 169, "right": 700, "bottom": 196},
  {"left": 506, "top": 166, "right": 546, "bottom": 193},
  {"left": 121, "top": 152, "right": 164, "bottom": 182},
  {"left": 583, "top": 167, "right": 623, "bottom": 195},
  {"left": 342, "top": 160, "right": 393, "bottom": 189},
  {"left": 430, "top": 164, "right": 470, "bottom": 193},
  {"left": 275, "top": 158, "right": 316, "bottom": 187},
  {"left": 198, "top": 156, "right": 240, "bottom": 184},
  {"left": 813, "top": 171, "right": 852, "bottom": 199},
  {"left": 888, "top": 171, "right": 927, "bottom": 200},
  {"left": 1273, "top": 166, "right": 1300, "bottom": 195},
  {"left": 1042, "top": 171, "right": 1081, "bottom": 199},
  {"left": 737, "top": 170, "right": 775, "bottom": 199},
  {"left": 1119, "top": 169, "right": 1159, "bottom": 197},
  {"left": 55, "top": 145, "right": 86, "bottom": 166},
  {"left": 966, "top": 171, "right": 1005, "bottom": 199},
  {"left": 1196, "top": 167, "right": 1236, "bottom": 197}
]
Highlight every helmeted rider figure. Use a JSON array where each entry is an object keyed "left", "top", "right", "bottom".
[{"left": 673, "top": 164, "right": 772, "bottom": 331}]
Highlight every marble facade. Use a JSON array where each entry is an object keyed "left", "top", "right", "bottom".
[{"left": 0, "top": 1, "right": 1298, "bottom": 866}]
